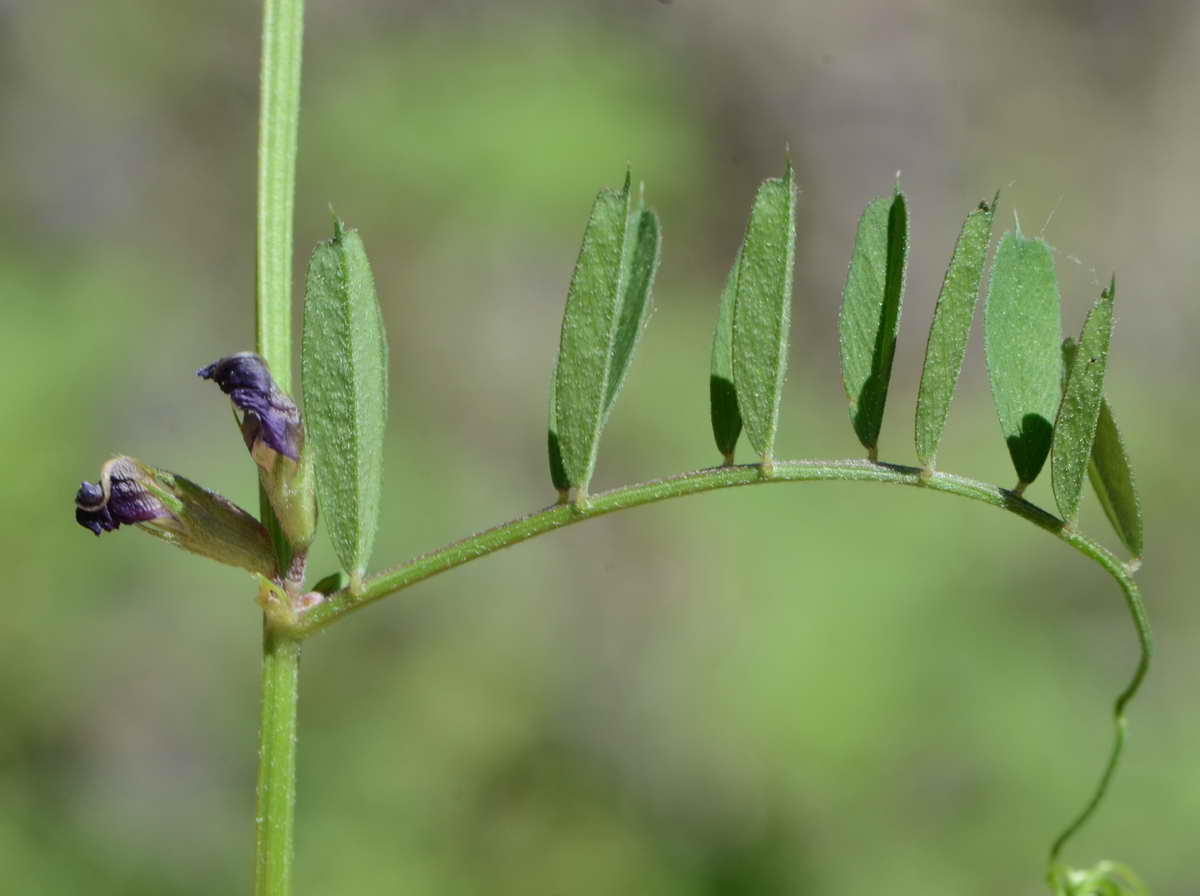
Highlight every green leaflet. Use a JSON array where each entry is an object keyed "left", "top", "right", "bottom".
[
  {"left": 984, "top": 229, "right": 1062, "bottom": 488},
  {"left": 1063, "top": 337, "right": 1144, "bottom": 558},
  {"left": 1090, "top": 394, "right": 1144, "bottom": 559},
  {"left": 552, "top": 173, "right": 632, "bottom": 496},
  {"left": 301, "top": 217, "right": 389, "bottom": 592},
  {"left": 731, "top": 162, "right": 797, "bottom": 463},
  {"left": 1052, "top": 281, "right": 1115, "bottom": 524},
  {"left": 839, "top": 189, "right": 908, "bottom": 457},
  {"left": 914, "top": 194, "right": 997, "bottom": 468},
  {"left": 604, "top": 203, "right": 661, "bottom": 412},
  {"left": 709, "top": 246, "right": 743, "bottom": 462},
  {"left": 548, "top": 178, "right": 658, "bottom": 498}
]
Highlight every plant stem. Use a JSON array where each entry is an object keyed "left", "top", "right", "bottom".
[
  {"left": 291, "top": 458, "right": 1150, "bottom": 870},
  {"left": 255, "top": 630, "right": 301, "bottom": 895},
  {"left": 255, "top": 0, "right": 304, "bottom": 894},
  {"left": 257, "top": 0, "right": 303, "bottom": 394}
]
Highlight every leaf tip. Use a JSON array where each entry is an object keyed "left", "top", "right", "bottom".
[{"left": 328, "top": 204, "right": 347, "bottom": 240}]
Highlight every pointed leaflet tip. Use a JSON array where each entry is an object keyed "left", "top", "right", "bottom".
[{"left": 327, "top": 204, "right": 349, "bottom": 242}]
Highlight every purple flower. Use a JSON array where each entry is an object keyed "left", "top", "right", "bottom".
[
  {"left": 197, "top": 352, "right": 301, "bottom": 463},
  {"left": 75, "top": 457, "right": 172, "bottom": 535},
  {"left": 74, "top": 455, "right": 277, "bottom": 576},
  {"left": 197, "top": 351, "right": 316, "bottom": 553}
]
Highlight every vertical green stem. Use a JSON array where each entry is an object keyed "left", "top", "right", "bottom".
[
  {"left": 257, "top": 0, "right": 304, "bottom": 392},
  {"left": 255, "top": 0, "right": 304, "bottom": 894},
  {"left": 255, "top": 632, "right": 301, "bottom": 894}
]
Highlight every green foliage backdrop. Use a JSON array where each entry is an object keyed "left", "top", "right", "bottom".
[{"left": 2, "top": 1, "right": 1197, "bottom": 893}]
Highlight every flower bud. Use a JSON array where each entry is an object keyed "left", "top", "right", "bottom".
[
  {"left": 75, "top": 456, "right": 277, "bottom": 577},
  {"left": 198, "top": 353, "right": 317, "bottom": 554}
]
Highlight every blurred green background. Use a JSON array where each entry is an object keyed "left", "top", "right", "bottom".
[{"left": 2, "top": 1, "right": 1197, "bottom": 893}]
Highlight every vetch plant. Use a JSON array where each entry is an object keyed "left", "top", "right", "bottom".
[{"left": 72, "top": 2, "right": 1151, "bottom": 893}]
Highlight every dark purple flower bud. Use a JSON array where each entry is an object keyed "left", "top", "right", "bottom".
[
  {"left": 75, "top": 457, "right": 171, "bottom": 535},
  {"left": 73, "top": 456, "right": 277, "bottom": 576},
  {"left": 197, "top": 352, "right": 301, "bottom": 462},
  {"left": 197, "top": 352, "right": 316, "bottom": 554}
]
